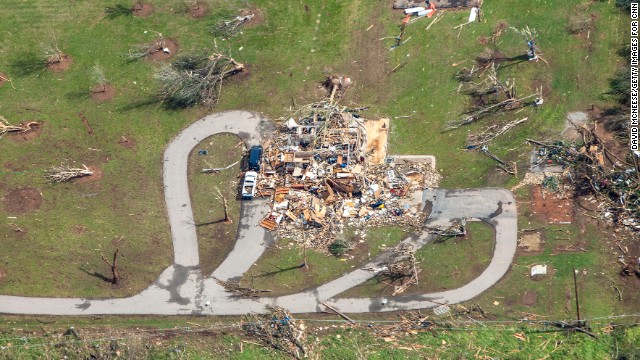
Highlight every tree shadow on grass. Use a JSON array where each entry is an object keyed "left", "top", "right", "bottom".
[
  {"left": 105, "top": 4, "right": 134, "bottom": 20},
  {"left": 66, "top": 89, "right": 91, "bottom": 101},
  {"left": 117, "top": 96, "right": 162, "bottom": 112},
  {"left": 79, "top": 267, "right": 112, "bottom": 283},
  {"left": 256, "top": 264, "right": 305, "bottom": 278},
  {"left": 9, "top": 52, "right": 47, "bottom": 77}
]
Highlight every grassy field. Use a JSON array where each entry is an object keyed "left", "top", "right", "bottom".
[
  {"left": 188, "top": 133, "right": 243, "bottom": 276},
  {"left": 0, "top": 314, "right": 638, "bottom": 359},
  {"left": 0, "top": 0, "right": 630, "bottom": 310},
  {"left": 240, "top": 226, "right": 408, "bottom": 296},
  {"left": 0, "top": 0, "right": 359, "bottom": 297},
  {"left": 341, "top": 221, "right": 495, "bottom": 298}
]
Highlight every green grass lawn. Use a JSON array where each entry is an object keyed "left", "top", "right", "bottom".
[
  {"left": 341, "top": 221, "right": 495, "bottom": 298},
  {"left": 188, "top": 133, "right": 243, "bottom": 276},
  {"left": 0, "top": 0, "right": 360, "bottom": 297},
  {"left": 0, "top": 0, "right": 630, "bottom": 305},
  {"left": 240, "top": 226, "right": 408, "bottom": 296}
]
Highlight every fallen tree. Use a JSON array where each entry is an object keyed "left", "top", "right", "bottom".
[
  {"left": 0, "top": 116, "right": 40, "bottom": 137},
  {"left": 155, "top": 52, "right": 244, "bottom": 108},
  {"left": 46, "top": 165, "right": 93, "bottom": 183}
]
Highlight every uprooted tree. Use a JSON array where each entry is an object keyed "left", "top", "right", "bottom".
[
  {"left": 155, "top": 52, "right": 244, "bottom": 108},
  {"left": 0, "top": 116, "right": 40, "bottom": 137},
  {"left": 126, "top": 33, "right": 170, "bottom": 61}
]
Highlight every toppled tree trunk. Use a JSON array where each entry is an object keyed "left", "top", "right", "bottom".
[
  {"left": 46, "top": 165, "right": 93, "bottom": 183},
  {"left": 0, "top": 116, "right": 39, "bottom": 136},
  {"left": 214, "top": 278, "right": 271, "bottom": 297},
  {"left": 155, "top": 52, "right": 244, "bottom": 108}
]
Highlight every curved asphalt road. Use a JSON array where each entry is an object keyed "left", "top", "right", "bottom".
[{"left": 0, "top": 111, "right": 517, "bottom": 315}]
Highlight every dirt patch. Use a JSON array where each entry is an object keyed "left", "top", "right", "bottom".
[
  {"left": 522, "top": 291, "right": 537, "bottom": 306},
  {"left": 8, "top": 223, "right": 28, "bottom": 238},
  {"left": 147, "top": 38, "right": 179, "bottom": 61},
  {"left": 364, "top": 118, "right": 389, "bottom": 165},
  {"left": 594, "top": 122, "right": 627, "bottom": 166},
  {"left": 477, "top": 36, "right": 490, "bottom": 45},
  {"left": 74, "top": 165, "right": 103, "bottom": 183},
  {"left": 8, "top": 122, "right": 42, "bottom": 142},
  {"left": 118, "top": 135, "right": 136, "bottom": 149},
  {"left": 343, "top": 1, "right": 390, "bottom": 104},
  {"left": 531, "top": 185, "right": 573, "bottom": 224},
  {"left": 47, "top": 54, "right": 72, "bottom": 73},
  {"left": 71, "top": 225, "right": 87, "bottom": 235},
  {"left": 0, "top": 72, "right": 8, "bottom": 88},
  {"left": 91, "top": 84, "right": 116, "bottom": 102},
  {"left": 188, "top": 2, "right": 209, "bottom": 18},
  {"left": 3, "top": 188, "right": 42, "bottom": 214},
  {"left": 553, "top": 242, "right": 587, "bottom": 254},
  {"left": 132, "top": 2, "right": 154, "bottom": 17},
  {"left": 519, "top": 231, "right": 544, "bottom": 253},
  {"left": 242, "top": 7, "right": 265, "bottom": 27}
]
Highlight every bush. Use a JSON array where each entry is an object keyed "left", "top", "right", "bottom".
[
  {"left": 329, "top": 240, "right": 349, "bottom": 257},
  {"left": 616, "top": 0, "right": 637, "bottom": 12},
  {"left": 608, "top": 67, "right": 631, "bottom": 105}
]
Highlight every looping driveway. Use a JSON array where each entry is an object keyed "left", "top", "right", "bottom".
[{"left": 0, "top": 111, "right": 517, "bottom": 315}]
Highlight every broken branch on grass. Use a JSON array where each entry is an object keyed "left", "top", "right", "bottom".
[
  {"left": 45, "top": 164, "right": 93, "bottom": 183},
  {"left": 0, "top": 116, "right": 39, "bottom": 136}
]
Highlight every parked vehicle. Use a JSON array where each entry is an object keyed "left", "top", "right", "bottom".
[
  {"left": 247, "top": 145, "right": 263, "bottom": 171},
  {"left": 241, "top": 171, "right": 258, "bottom": 200}
]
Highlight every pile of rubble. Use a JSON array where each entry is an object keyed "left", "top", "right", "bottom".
[
  {"left": 252, "top": 87, "right": 441, "bottom": 252},
  {"left": 527, "top": 124, "right": 640, "bottom": 232}
]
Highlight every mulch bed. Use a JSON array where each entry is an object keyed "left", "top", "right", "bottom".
[
  {"left": 243, "top": 7, "right": 265, "bottom": 27},
  {"left": 133, "top": 2, "right": 154, "bottom": 17},
  {"left": 91, "top": 84, "right": 116, "bottom": 102},
  {"left": 3, "top": 188, "right": 42, "bottom": 214},
  {"left": 47, "top": 54, "right": 72, "bottom": 73},
  {"left": 189, "top": 2, "right": 209, "bottom": 18},
  {"left": 118, "top": 135, "right": 136, "bottom": 149},
  {"left": 147, "top": 38, "right": 179, "bottom": 61}
]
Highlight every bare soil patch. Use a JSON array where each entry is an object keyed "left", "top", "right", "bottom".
[
  {"left": 71, "top": 224, "right": 87, "bottom": 235},
  {"left": 242, "top": 7, "right": 264, "bottom": 27},
  {"left": 531, "top": 185, "right": 573, "bottom": 224},
  {"left": 8, "top": 223, "right": 28, "bottom": 239},
  {"left": 8, "top": 121, "right": 42, "bottom": 142},
  {"left": 188, "top": 2, "right": 209, "bottom": 18},
  {"left": 522, "top": 291, "right": 537, "bottom": 306},
  {"left": 47, "top": 54, "right": 72, "bottom": 73},
  {"left": 118, "top": 135, "right": 136, "bottom": 149},
  {"left": 91, "top": 84, "right": 116, "bottom": 102},
  {"left": 343, "top": 1, "right": 389, "bottom": 104},
  {"left": 0, "top": 72, "right": 8, "bottom": 88},
  {"left": 133, "top": 2, "right": 154, "bottom": 17},
  {"left": 74, "top": 165, "right": 103, "bottom": 183},
  {"left": 147, "top": 38, "right": 179, "bottom": 61},
  {"left": 519, "top": 231, "right": 543, "bottom": 253},
  {"left": 3, "top": 188, "right": 42, "bottom": 214}
]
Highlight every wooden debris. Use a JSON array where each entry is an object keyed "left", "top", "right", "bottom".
[
  {"left": 46, "top": 164, "right": 93, "bottom": 183},
  {"left": 243, "top": 307, "right": 307, "bottom": 359}
]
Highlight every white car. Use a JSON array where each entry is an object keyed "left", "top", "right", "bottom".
[{"left": 241, "top": 171, "right": 258, "bottom": 200}]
